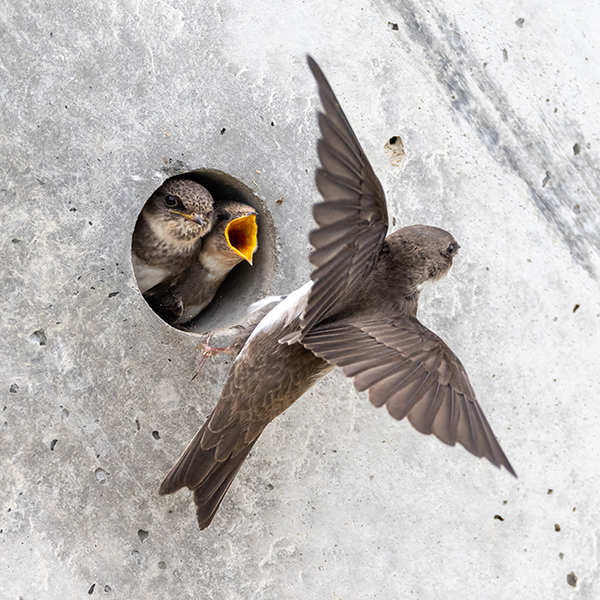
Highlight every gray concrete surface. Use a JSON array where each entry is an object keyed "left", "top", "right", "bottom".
[{"left": 1, "top": 0, "right": 599, "bottom": 598}]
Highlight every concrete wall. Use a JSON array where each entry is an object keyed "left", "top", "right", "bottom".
[{"left": 2, "top": 0, "right": 599, "bottom": 598}]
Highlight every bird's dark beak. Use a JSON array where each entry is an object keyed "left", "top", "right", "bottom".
[
  {"left": 225, "top": 214, "right": 258, "bottom": 264},
  {"left": 188, "top": 213, "right": 204, "bottom": 226},
  {"left": 171, "top": 210, "right": 204, "bottom": 226}
]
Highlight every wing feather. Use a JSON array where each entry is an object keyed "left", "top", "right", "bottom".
[
  {"left": 295, "top": 57, "right": 389, "bottom": 337},
  {"left": 301, "top": 317, "right": 516, "bottom": 476}
]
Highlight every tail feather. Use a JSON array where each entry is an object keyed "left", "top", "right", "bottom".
[
  {"left": 194, "top": 442, "right": 254, "bottom": 503},
  {"left": 158, "top": 415, "right": 214, "bottom": 496},
  {"left": 194, "top": 441, "right": 258, "bottom": 530},
  {"left": 158, "top": 412, "right": 259, "bottom": 529}
]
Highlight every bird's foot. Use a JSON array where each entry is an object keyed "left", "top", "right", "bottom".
[{"left": 191, "top": 334, "right": 232, "bottom": 380}]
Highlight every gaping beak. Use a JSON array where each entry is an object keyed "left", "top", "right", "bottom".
[{"left": 225, "top": 214, "right": 258, "bottom": 264}]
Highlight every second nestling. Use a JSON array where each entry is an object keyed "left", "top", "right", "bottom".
[{"left": 132, "top": 178, "right": 258, "bottom": 325}]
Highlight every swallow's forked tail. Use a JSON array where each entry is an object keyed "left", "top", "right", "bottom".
[{"left": 158, "top": 412, "right": 258, "bottom": 530}]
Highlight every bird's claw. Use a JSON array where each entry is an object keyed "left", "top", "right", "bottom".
[{"left": 191, "top": 334, "right": 231, "bottom": 381}]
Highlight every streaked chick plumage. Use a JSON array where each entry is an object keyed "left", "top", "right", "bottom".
[
  {"left": 145, "top": 200, "right": 258, "bottom": 325},
  {"left": 132, "top": 179, "right": 215, "bottom": 294}
]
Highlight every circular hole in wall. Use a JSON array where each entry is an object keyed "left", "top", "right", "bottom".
[{"left": 132, "top": 169, "right": 277, "bottom": 334}]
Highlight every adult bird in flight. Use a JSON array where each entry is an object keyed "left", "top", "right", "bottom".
[{"left": 159, "top": 56, "right": 516, "bottom": 529}]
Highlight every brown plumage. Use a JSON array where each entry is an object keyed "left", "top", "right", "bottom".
[
  {"left": 145, "top": 200, "right": 258, "bottom": 325},
  {"left": 132, "top": 179, "right": 215, "bottom": 294},
  {"left": 159, "top": 56, "right": 515, "bottom": 530}
]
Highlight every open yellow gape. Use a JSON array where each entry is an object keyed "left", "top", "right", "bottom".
[{"left": 225, "top": 214, "right": 258, "bottom": 264}]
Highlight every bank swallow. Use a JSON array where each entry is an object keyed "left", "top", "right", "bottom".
[
  {"left": 132, "top": 179, "right": 215, "bottom": 294},
  {"left": 159, "top": 57, "right": 515, "bottom": 530}
]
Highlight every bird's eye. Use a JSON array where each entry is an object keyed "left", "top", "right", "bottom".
[
  {"left": 164, "top": 194, "right": 178, "bottom": 207},
  {"left": 446, "top": 242, "right": 460, "bottom": 256}
]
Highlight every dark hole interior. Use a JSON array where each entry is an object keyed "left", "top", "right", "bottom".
[{"left": 136, "top": 169, "right": 277, "bottom": 334}]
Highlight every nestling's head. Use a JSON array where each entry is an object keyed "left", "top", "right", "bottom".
[
  {"left": 205, "top": 200, "right": 258, "bottom": 265},
  {"left": 385, "top": 225, "right": 460, "bottom": 292},
  {"left": 143, "top": 179, "right": 215, "bottom": 241}
]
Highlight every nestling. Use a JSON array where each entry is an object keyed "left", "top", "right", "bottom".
[
  {"left": 146, "top": 200, "right": 258, "bottom": 325},
  {"left": 132, "top": 178, "right": 215, "bottom": 294}
]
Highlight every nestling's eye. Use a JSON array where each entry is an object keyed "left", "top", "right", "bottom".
[{"left": 164, "top": 194, "right": 178, "bottom": 207}]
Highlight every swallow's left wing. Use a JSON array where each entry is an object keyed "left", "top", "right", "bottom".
[{"left": 301, "top": 316, "right": 516, "bottom": 476}]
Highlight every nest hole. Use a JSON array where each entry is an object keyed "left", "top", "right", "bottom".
[{"left": 133, "top": 169, "right": 277, "bottom": 334}]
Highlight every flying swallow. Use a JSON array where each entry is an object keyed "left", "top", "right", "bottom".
[
  {"left": 159, "top": 57, "right": 515, "bottom": 530},
  {"left": 132, "top": 178, "right": 215, "bottom": 294},
  {"left": 144, "top": 200, "right": 258, "bottom": 325}
]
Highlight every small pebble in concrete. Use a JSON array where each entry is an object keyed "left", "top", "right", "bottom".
[
  {"left": 573, "top": 304, "right": 580, "bottom": 313},
  {"left": 502, "top": 48, "right": 508, "bottom": 61},
  {"left": 50, "top": 439, "right": 58, "bottom": 451},
  {"left": 388, "top": 22, "right": 399, "bottom": 30},
  {"left": 158, "top": 561, "right": 167, "bottom": 570},
  {"left": 573, "top": 143, "right": 580, "bottom": 155},
  {"left": 95, "top": 468, "right": 109, "bottom": 484},
  {"left": 494, "top": 514, "right": 504, "bottom": 521},
  {"left": 559, "top": 552, "right": 565, "bottom": 560},
  {"left": 132, "top": 550, "right": 142, "bottom": 564},
  {"left": 152, "top": 430, "right": 160, "bottom": 440},
  {"left": 9, "top": 384, "right": 18, "bottom": 393},
  {"left": 138, "top": 529, "right": 149, "bottom": 542},
  {"left": 554, "top": 523, "right": 561, "bottom": 532},
  {"left": 515, "top": 18, "right": 525, "bottom": 27},
  {"left": 104, "top": 585, "right": 112, "bottom": 593},
  {"left": 567, "top": 571, "right": 578, "bottom": 587},
  {"left": 88, "top": 583, "right": 95, "bottom": 594}
]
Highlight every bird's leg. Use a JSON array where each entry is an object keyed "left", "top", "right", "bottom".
[{"left": 191, "top": 333, "right": 234, "bottom": 380}]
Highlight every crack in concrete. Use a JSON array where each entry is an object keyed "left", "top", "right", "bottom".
[{"left": 382, "top": 0, "right": 600, "bottom": 277}]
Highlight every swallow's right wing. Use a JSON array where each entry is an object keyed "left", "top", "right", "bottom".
[{"left": 286, "top": 57, "right": 389, "bottom": 342}]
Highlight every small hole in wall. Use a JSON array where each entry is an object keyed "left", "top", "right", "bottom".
[
  {"left": 384, "top": 135, "right": 405, "bottom": 167},
  {"left": 131, "top": 170, "right": 277, "bottom": 333}
]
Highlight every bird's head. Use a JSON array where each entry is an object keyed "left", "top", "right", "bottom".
[
  {"left": 206, "top": 201, "right": 258, "bottom": 265},
  {"left": 385, "top": 225, "right": 460, "bottom": 293},
  {"left": 145, "top": 179, "right": 215, "bottom": 240}
]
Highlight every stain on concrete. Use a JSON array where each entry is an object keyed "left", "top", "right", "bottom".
[{"left": 384, "top": 0, "right": 600, "bottom": 276}]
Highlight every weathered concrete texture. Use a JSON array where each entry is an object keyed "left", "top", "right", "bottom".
[{"left": 1, "top": 0, "right": 599, "bottom": 598}]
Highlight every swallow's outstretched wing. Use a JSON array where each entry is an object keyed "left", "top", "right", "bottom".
[
  {"left": 301, "top": 316, "right": 516, "bottom": 476},
  {"left": 287, "top": 57, "right": 389, "bottom": 341}
]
